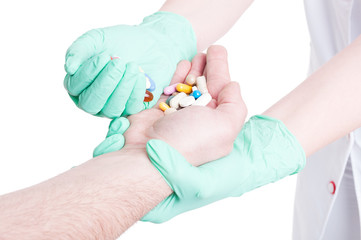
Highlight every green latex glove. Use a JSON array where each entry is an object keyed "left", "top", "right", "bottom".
[
  {"left": 93, "top": 117, "right": 130, "bottom": 157},
  {"left": 93, "top": 115, "right": 306, "bottom": 223},
  {"left": 142, "top": 115, "right": 306, "bottom": 223},
  {"left": 64, "top": 12, "right": 197, "bottom": 118}
]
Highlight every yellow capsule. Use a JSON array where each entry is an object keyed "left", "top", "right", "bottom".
[
  {"left": 176, "top": 83, "right": 192, "bottom": 94},
  {"left": 159, "top": 102, "right": 170, "bottom": 112}
]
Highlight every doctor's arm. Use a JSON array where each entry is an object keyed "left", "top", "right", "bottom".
[
  {"left": 136, "top": 36, "right": 361, "bottom": 222},
  {"left": 264, "top": 34, "right": 361, "bottom": 156},
  {"left": 64, "top": 0, "right": 253, "bottom": 118},
  {"left": 159, "top": 0, "right": 254, "bottom": 50}
]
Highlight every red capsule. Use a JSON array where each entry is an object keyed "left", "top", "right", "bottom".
[{"left": 144, "top": 90, "right": 154, "bottom": 102}]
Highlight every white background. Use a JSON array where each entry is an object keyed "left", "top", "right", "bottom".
[{"left": 0, "top": 0, "right": 309, "bottom": 239}]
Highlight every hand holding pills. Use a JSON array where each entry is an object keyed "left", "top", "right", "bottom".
[
  {"left": 93, "top": 46, "right": 306, "bottom": 224},
  {"left": 120, "top": 46, "right": 247, "bottom": 166}
]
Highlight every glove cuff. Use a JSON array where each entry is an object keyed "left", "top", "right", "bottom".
[
  {"left": 141, "top": 114, "right": 307, "bottom": 223},
  {"left": 248, "top": 115, "right": 306, "bottom": 175},
  {"left": 229, "top": 115, "right": 306, "bottom": 196},
  {"left": 140, "top": 11, "right": 197, "bottom": 62}
]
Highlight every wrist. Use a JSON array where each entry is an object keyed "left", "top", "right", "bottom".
[
  {"left": 114, "top": 144, "right": 172, "bottom": 193},
  {"left": 140, "top": 11, "right": 197, "bottom": 62},
  {"left": 80, "top": 146, "right": 173, "bottom": 234},
  {"left": 241, "top": 115, "right": 306, "bottom": 175},
  {"left": 114, "top": 145, "right": 173, "bottom": 211}
]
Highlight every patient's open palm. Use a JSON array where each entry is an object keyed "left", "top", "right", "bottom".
[{"left": 124, "top": 46, "right": 247, "bottom": 166}]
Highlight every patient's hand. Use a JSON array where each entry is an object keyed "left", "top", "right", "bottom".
[{"left": 123, "top": 46, "right": 247, "bottom": 166}]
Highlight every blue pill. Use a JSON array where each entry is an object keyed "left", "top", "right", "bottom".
[
  {"left": 166, "top": 95, "right": 175, "bottom": 105},
  {"left": 145, "top": 73, "right": 156, "bottom": 92},
  {"left": 191, "top": 90, "right": 201, "bottom": 99}
]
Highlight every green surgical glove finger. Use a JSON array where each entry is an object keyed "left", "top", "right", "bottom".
[
  {"left": 144, "top": 140, "right": 219, "bottom": 223},
  {"left": 78, "top": 58, "right": 126, "bottom": 115},
  {"left": 64, "top": 11, "right": 197, "bottom": 118},
  {"left": 106, "top": 117, "right": 130, "bottom": 137},
  {"left": 64, "top": 53, "right": 110, "bottom": 96},
  {"left": 93, "top": 117, "right": 130, "bottom": 157},
  {"left": 142, "top": 115, "right": 306, "bottom": 223},
  {"left": 93, "top": 133, "right": 125, "bottom": 157},
  {"left": 146, "top": 140, "right": 203, "bottom": 196},
  {"left": 123, "top": 64, "right": 148, "bottom": 116},
  {"left": 65, "top": 29, "right": 104, "bottom": 75},
  {"left": 142, "top": 140, "right": 240, "bottom": 223},
  {"left": 102, "top": 62, "right": 146, "bottom": 118}
]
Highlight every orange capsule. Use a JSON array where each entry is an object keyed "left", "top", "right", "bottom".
[
  {"left": 159, "top": 102, "right": 170, "bottom": 112},
  {"left": 144, "top": 90, "right": 154, "bottom": 102},
  {"left": 176, "top": 83, "right": 192, "bottom": 94}
]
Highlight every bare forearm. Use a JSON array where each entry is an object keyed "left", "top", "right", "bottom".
[
  {"left": 0, "top": 146, "right": 171, "bottom": 239},
  {"left": 264, "top": 35, "right": 361, "bottom": 156},
  {"left": 160, "top": 0, "right": 254, "bottom": 51}
]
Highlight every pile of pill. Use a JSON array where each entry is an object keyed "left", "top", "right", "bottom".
[{"left": 159, "top": 75, "right": 212, "bottom": 115}]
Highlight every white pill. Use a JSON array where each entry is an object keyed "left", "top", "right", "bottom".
[
  {"left": 196, "top": 76, "right": 208, "bottom": 94},
  {"left": 192, "top": 86, "right": 198, "bottom": 91},
  {"left": 186, "top": 74, "right": 197, "bottom": 85},
  {"left": 164, "top": 107, "right": 177, "bottom": 115},
  {"left": 145, "top": 77, "right": 151, "bottom": 89},
  {"left": 179, "top": 96, "right": 195, "bottom": 107},
  {"left": 169, "top": 92, "right": 187, "bottom": 109},
  {"left": 192, "top": 92, "right": 212, "bottom": 106}
]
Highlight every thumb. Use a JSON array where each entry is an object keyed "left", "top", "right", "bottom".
[
  {"left": 146, "top": 139, "right": 202, "bottom": 196},
  {"left": 141, "top": 194, "right": 179, "bottom": 223},
  {"left": 65, "top": 29, "right": 104, "bottom": 75},
  {"left": 107, "top": 117, "right": 130, "bottom": 137},
  {"left": 216, "top": 81, "right": 247, "bottom": 129},
  {"left": 93, "top": 133, "right": 125, "bottom": 157},
  {"left": 204, "top": 45, "right": 231, "bottom": 99},
  {"left": 169, "top": 60, "right": 191, "bottom": 85}
]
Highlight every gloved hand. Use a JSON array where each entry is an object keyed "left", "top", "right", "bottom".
[
  {"left": 93, "top": 117, "right": 130, "bottom": 157},
  {"left": 93, "top": 46, "right": 246, "bottom": 161},
  {"left": 142, "top": 115, "right": 306, "bottom": 223},
  {"left": 64, "top": 12, "right": 197, "bottom": 118},
  {"left": 94, "top": 115, "right": 306, "bottom": 223},
  {"left": 92, "top": 46, "right": 306, "bottom": 223}
]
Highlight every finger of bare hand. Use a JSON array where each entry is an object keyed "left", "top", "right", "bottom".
[
  {"left": 216, "top": 81, "right": 247, "bottom": 132},
  {"left": 188, "top": 53, "right": 206, "bottom": 78},
  {"left": 156, "top": 60, "right": 191, "bottom": 108},
  {"left": 204, "top": 45, "right": 231, "bottom": 99},
  {"left": 170, "top": 60, "right": 191, "bottom": 85}
]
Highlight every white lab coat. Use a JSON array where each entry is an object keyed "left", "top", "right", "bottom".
[{"left": 293, "top": 0, "right": 361, "bottom": 239}]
